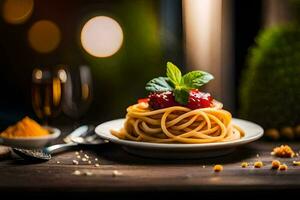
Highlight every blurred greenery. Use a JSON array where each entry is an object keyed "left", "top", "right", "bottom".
[
  {"left": 240, "top": 23, "right": 300, "bottom": 128},
  {"left": 81, "top": 0, "right": 165, "bottom": 121}
]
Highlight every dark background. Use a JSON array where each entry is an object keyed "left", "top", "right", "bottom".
[{"left": 0, "top": 0, "right": 262, "bottom": 127}]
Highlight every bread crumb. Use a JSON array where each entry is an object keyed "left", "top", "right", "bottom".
[
  {"left": 272, "top": 145, "right": 295, "bottom": 158},
  {"left": 95, "top": 163, "right": 100, "bottom": 167},
  {"left": 241, "top": 162, "right": 248, "bottom": 168},
  {"left": 95, "top": 158, "right": 98, "bottom": 161},
  {"left": 293, "top": 161, "right": 300, "bottom": 166},
  {"left": 254, "top": 161, "right": 263, "bottom": 168},
  {"left": 213, "top": 165, "right": 223, "bottom": 172},
  {"left": 84, "top": 154, "right": 89, "bottom": 159},
  {"left": 84, "top": 171, "right": 93, "bottom": 176},
  {"left": 77, "top": 155, "right": 81, "bottom": 159},
  {"left": 72, "top": 160, "right": 79, "bottom": 165},
  {"left": 112, "top": 170, "right": 123, "bottom": 177},
  {"left": 271, "top": 160, "right": 281, "bottom": 169},
  {"left": 73, "top": 170, "right": 81, "bottom": 175},
  {"left": 279, "top": 164, "right": 288, "bottom": 171},
  {"left": 88, "top": 160, "right": 92, "bottom": 164},
  {"left": 56, "top": 161, "right": 60, "bottom": 164},
  {"left": 75, "top": 151, "right": 79, "bottom": 155},
  {"left": 82, "top": 158, "right": 87, "bottom": 162}
]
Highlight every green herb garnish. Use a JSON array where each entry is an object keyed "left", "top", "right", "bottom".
[{"left": 145, "top": 62, "right": 214, "bottom": 105}]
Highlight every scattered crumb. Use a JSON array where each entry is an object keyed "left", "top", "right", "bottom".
[
  {"left": 113, "top": 170, "right": 123, "bottom": 177},
  {"left": 272, "top": 145, "right": 295, "bottom": 158},
  {"left": 80, "top": 150, "right": 83, "bottom": 153},
  {"left": 75, "top": 151, "right": 79, "bottom": 155},
  {"left": 213, "top": 165, "right": 223, "bottom": 172},
  {"left": 241, "top": 162, "right": 248, "bottom": 168},
  {"left": 95, "top": 163, "right": 100, "bottom": 167},
  {"left": 72, "top": 160, "right": 79, "bottom": 165},
  {"left": 202, "top": 165, "right": 206, "bottom": 168},
  {"left": 82, "top": 158, "right": 87, "bottom": 162},
  {"left": 254, "top": 161, "right": 263, "bottom": 168},
  {"left": 256, "top": 154, "right": 260, "bottom": 158},
  {"left": 84, "top": 171, "right": 93, "bottom": 176},
  {"left": 73, "top": 170, "right": 81, "bottom": 175},
  {"left": 77, "top": 155, "right": 81, "bottom": 159},
  {"left": 84, "top": 154, "right": 89, "bottom": 159},
  {"left": 279, "top": 164, "right": 288, "bottom": 171},
  {"left": 296, "top": 153, "right": 299, "bottom": 157},
  {"left": 271, "top": 160, "right": 281, "bottom": 169},
  {"left": 88, "top": 161, "right": 92, "bottom": 164},
  {"left": 56, "top": 161, "right": 60, "bottom": 164},
  {"left": 293, "top": 161, "right": 300, "bottom": 166},
  {"left": 95, "top": 158, "right": 98, "bottom": 161}
]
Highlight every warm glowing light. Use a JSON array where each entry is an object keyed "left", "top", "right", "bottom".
[
  {"left": 52, "top": 77, "right": 61, "bottom": 106},
  {"left": 2, "top": 0, "right": 34, "bottom": 24},
  {"left": 58, "top": 69, "right": 67, "bottom": 83},
  {"left": 80, "top": 16, "right": 123, "bottom": 58},
  {"left": 34, "top": 69, "right": 43, "bottom": 80},
  {"left": 28, "top": 20, "right": 61, "bottom": 53},
  {"left": 81, "top": 84, "right": 89, "bottom": 100}
]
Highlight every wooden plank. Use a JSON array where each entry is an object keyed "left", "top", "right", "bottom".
[{"left": 0, "top": 141, "right": 300, "bottom": 192}]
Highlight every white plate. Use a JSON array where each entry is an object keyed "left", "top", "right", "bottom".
[
  {"left": 0, "top": 126, "right": 61, "bottom": 149},
  {"left": 95, "top": 118, "right": 263, "bottom": 159}
]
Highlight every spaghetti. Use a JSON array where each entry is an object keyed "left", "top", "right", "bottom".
[{"left": 111, "top": 101, "right": 244, "bottom": 144}]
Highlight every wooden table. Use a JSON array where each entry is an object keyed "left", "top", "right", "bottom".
[{"left": 1, "top": 138, "right": 300, "bottom": 197}]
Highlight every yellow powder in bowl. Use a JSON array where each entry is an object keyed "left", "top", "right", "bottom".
[{"left": 0, "top": 117, "right": 49, "bottom": 138}]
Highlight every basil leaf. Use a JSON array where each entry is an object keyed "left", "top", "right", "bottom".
[
  {"left": 174, "top": 88, "right": 189, "bottom": 105},
  {"left": 145, "top": 77, "right": 174, "bottom": 92},
  {"left": 166, "top": 62, "right": 182, "bottom": 85},
  {"left": 182, "top": 71, "right": 214, "bottom": 89}
]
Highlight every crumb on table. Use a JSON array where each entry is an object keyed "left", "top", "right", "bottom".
[
  {"left": 254, "top": 161, "right": 263, "bottom": 168},
  {"left": 271, "top": 145, "right": 295, "bottom": 158},
  {"left": 293, "top": 161, "right": 300, "bottom": 166},
  {"left": 241, "top": 162, "right": 248, "bottom": 168},
  {"left": 278, "top": 164, "right": 288, "bottom": 171},
  {"left": 113, "top": 170, "right": 123, "bottom": 177},
  {"left": 271, "top": 160, "right": 281, "bottom": 169},
  {"left": 213, "top": 165, "right": 223, "bottom": 172}
]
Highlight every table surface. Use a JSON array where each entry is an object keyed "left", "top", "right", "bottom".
[{"left": 1, "top": 135, "right": 300, "bottom": 193}]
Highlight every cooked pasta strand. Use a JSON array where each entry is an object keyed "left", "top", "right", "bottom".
[{"left": 111, "top": 102, "right": 244, "bottom": 144}]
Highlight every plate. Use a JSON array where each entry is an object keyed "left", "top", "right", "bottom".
[
  {"left": 95, "top": 118, "right": 263, "bottom": 159},
  {"left": 0, "top": 126, "right": 61, "bottom": 149}
]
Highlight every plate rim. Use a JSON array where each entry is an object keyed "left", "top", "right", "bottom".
[{"left": 95, "top": 118, "right": 264, "bottom": 150}]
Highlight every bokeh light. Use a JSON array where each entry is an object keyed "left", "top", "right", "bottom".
[
  {"left": 80, "top": 16, "right": 123, "bottom": 58},
  {"left": 2, "top": 0, "right": 34, "bottom": 24},
  {"left": 28, "top": 20, "right": 61, "bottom": 53},
  {"left": 58, "top": 69, "right": 67, "bottom": 83},
  {"left": 33, "top": 69, "right": 42, "bottom": 80}
]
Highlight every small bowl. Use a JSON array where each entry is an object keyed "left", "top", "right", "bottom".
[{"left": 0, "top": 126, "right": 61, "bottom": 149}]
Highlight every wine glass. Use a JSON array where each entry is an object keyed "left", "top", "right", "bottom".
[
  {"left": 61, "top": 65, "right": 93, "bottom": 123},
  {"left": 31, "top": 66, "right": 63, "bottom": 125}
]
